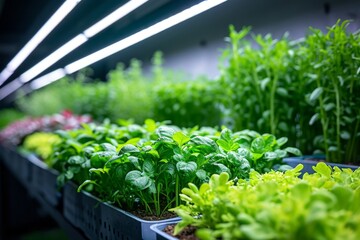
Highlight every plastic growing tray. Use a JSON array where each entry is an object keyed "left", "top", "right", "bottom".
[
  {"left": 72, "top": 189, "right": 180, "bottom": 240},
  {"left": 150, "top": 221, "right": 180, "bottom": 240},
  {"left": 99, "top": 202, "right": 180, "bottom": 240},
  {"left": 283, "top": 156, "right": 359, "bottom": 175},
  {"left": 80, "top": 191, "right": 102, "bottom": 240},
  {"left": 0, "top": 145, "right": 31, "bottom": 186},
  {"left": 63, "top": 182, "right": 83, "bottom": 229},
  {"left": 27, "top": 155, "right": 61, "bottom": 207}
]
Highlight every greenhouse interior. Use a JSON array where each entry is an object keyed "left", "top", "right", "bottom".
[{"left": 0, "top": 0, "right": 360, "bottom": 239}]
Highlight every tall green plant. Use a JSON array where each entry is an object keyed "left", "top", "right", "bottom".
[
  {"left": 302, "top": 20, "right": 360, "bottom": 163},
  {"left": 218, "top": 26, "right": 304, "bottom": 149}
]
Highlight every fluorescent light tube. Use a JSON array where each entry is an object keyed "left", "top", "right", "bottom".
[
  {"left": 19, "top": 34, "right": 88, "bottom": 83},
  {"left": 12, "top": 0, "right": 149, "bottom": 84},
  {"left": 30, "top": 69, "right": 67, "bottom": 90},
  {"left": 0, "top": 0, "right": 82, "bottom": 86},
  {"left": 0, "top": 80, "right": 22, "bottom": 100},
  {"left": 83, "top": 0, "right": 149, "bottom": 38},
  {"left": 1, "top": 0, "right": 227, "bottom": 98},
  {"left": 65, "top": 0, "right": 227, "bottom": 74}
]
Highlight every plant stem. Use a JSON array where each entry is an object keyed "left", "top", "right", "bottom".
[
  {"left": 332, "top": 78, "right": 342, "bottom": 162},
  {"left": 175, "top": 175, "right": 179, "bottom": 207},
  {"left": 270, "top": 74, "right": 278, "bottom": 135}
]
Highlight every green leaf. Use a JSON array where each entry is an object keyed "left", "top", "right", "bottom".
[
  {"left": 276, "top": 87, "right": 288, "bottom": 97},
  {"left": 340, "top": 131, "right": 350, "bottom": 140},
  {"left": 144, "top": 119, "right": 157, "bottom": 132},
  {"left": 119, "top": 144, "right": 139, "bottom": 154},
  {"left": 251, "top": 137, "right": 265, "bottom": 153},
  {"left": 176, "top": 161, "right": 197, "bottom": 174},
  {"left": 312, "top": 162, "right": 331, "bottom": 177},
  {"left": 309, "top": 87, "right": 323, "bottom": 102},
  {"left": 68, "top": 156, "right": 85, "bottom": 165},
  {"left": 309, "top": 113, "right": 319, "bottom": 125},
  {"left": 217, "top": 139, "right": 231, "bottom": 152},
  {"left": 196, "top": 169, "right": 207, "bottom": 181},
  {"left": 156, "top": 126, "right": 176, "bottom": 139},
  {"left": 284, "top": 147, "right": 302, "bottom": 156},
  {"left": 264, "top": 152, "right": 277, "bottom": 160},
  {"left": 143, "top": 160, "right": 155, "bottom": 177},
  {"left": 125, "top": 170, "right": 152, "bottom": 191},
  {"left": 173, "top": 131, "right": 190, "bottom": 147},
  {"left": 276, "top": 137, "right": 288, "bottom": 147},
  {"left": 91, "top": 151, "right": 115, "bottom": 168},
  {"left": 76, "top": 134, "right": 95, "bottom": 144},
  {"left": 260, "top": 78, "right": 271, "bottom": 90},
  {"left": 190, "top": 136, "right": 218, "bottom": 153},
  {"left": 100, "top": 143, "right": 117, "bottom": 152},
  {"left": 128, "top": 156, "right": 140, "bottom": 169},
  {"left": 324, "top": 103, "right": 335, "bottom": 111}
]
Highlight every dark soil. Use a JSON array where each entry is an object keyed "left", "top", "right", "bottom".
[
  {"left": 163, "top": 224, "right": 198, "bottom": 240},
  {"left": 129, "top": 209, "right": 177, "bottom": 221}
]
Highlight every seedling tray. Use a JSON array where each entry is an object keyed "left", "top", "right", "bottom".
[
  {"left": 63, "top": 182, "right": 83, "bottom": 229},
  {"left": 284, "top": 155, "right": 359, "bottom": 175},
  {"left": 27, "top": 155, "right": 61, "bottom": 207},
  {"left": 150, "top": 221, "right": 180, "bottom": 240}
]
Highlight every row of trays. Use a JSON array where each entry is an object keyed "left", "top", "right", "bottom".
[
  {"left": 1, "top": 144, "right": 358, "bottom": 240},
  {"left": 0, "top": 144, "right": 178, "bottom": 240}
]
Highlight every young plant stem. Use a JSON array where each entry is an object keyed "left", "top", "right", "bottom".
[
  {"left": 175, "top": 175, "right": 180, "bottom": 207},
  {"left": 270, "top": 74, "right": 279, "bottom": 135},
  {"left": 346, "top": 113, "right": 360, "bottom": 163},
  {"left": 139, "top": 191, "right": 153, "bottom": 215},
  {"left": 332, "top": 78, "right": 342, "bottom": 162},
  {"left": 316, "top": 78, "right": 330, "bottom": 160}
]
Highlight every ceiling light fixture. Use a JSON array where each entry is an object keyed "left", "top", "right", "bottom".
[
  {"left": 0, "top": 0, "right": 227, "bottom": 100},
  {"left": 0, "top": 0, "right": 82, "bottom": 86},
  {"left": 12, "top": 0, "right": 149, "bottom": 84},
  {"left": 65, "top": 0, "right": 228, "bottom": 74}
]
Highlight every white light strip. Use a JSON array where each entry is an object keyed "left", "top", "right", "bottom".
[
  {"left": 19, "top": 34, "right": 88, "bottom": 83},
  {"left": 0, "top": 0, "right": 82, "bottom": 86},
  {"left": 0, "top": 80, "right": 22, "bottom": 100},
  {"left": 29, "top": 69, "right": 67, "bottom": 90},
  {"left": 83, "top": 0, "right": 149, "bottom": 38},
  {"left": 0, "top": 0, "right": 227, "bottom": 99},
  {"left": 65, "top": 0, "right": 227, "bottom": 74},
  {"left": 9, "top": 0, "right": 149, "bottom": 84}
]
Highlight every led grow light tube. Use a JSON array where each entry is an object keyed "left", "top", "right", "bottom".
[
  {"left": 30, "top": 69, "right": 67, "bottom": 90},
  {"left": 19, "top": 34, "right": 88, "bottom": 83},
  {"left": 0, "top": 0, "right": 82, "bottom": 86},
  {"left": 16, "top": 0, "right": 149, "bottom": 84},
  {"left": 65, "top": 0, "right": 228, "bottom": 74},
  {"left": 0, "top": 0, "right": 227, "bottom": 100}
]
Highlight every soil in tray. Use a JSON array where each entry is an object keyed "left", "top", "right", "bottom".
[
  {"left": 129, "top": 209, "right": 177, "bottom": 221},
  {"left": 163, "top": 224, "right": 198, "bottom": 240}
]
